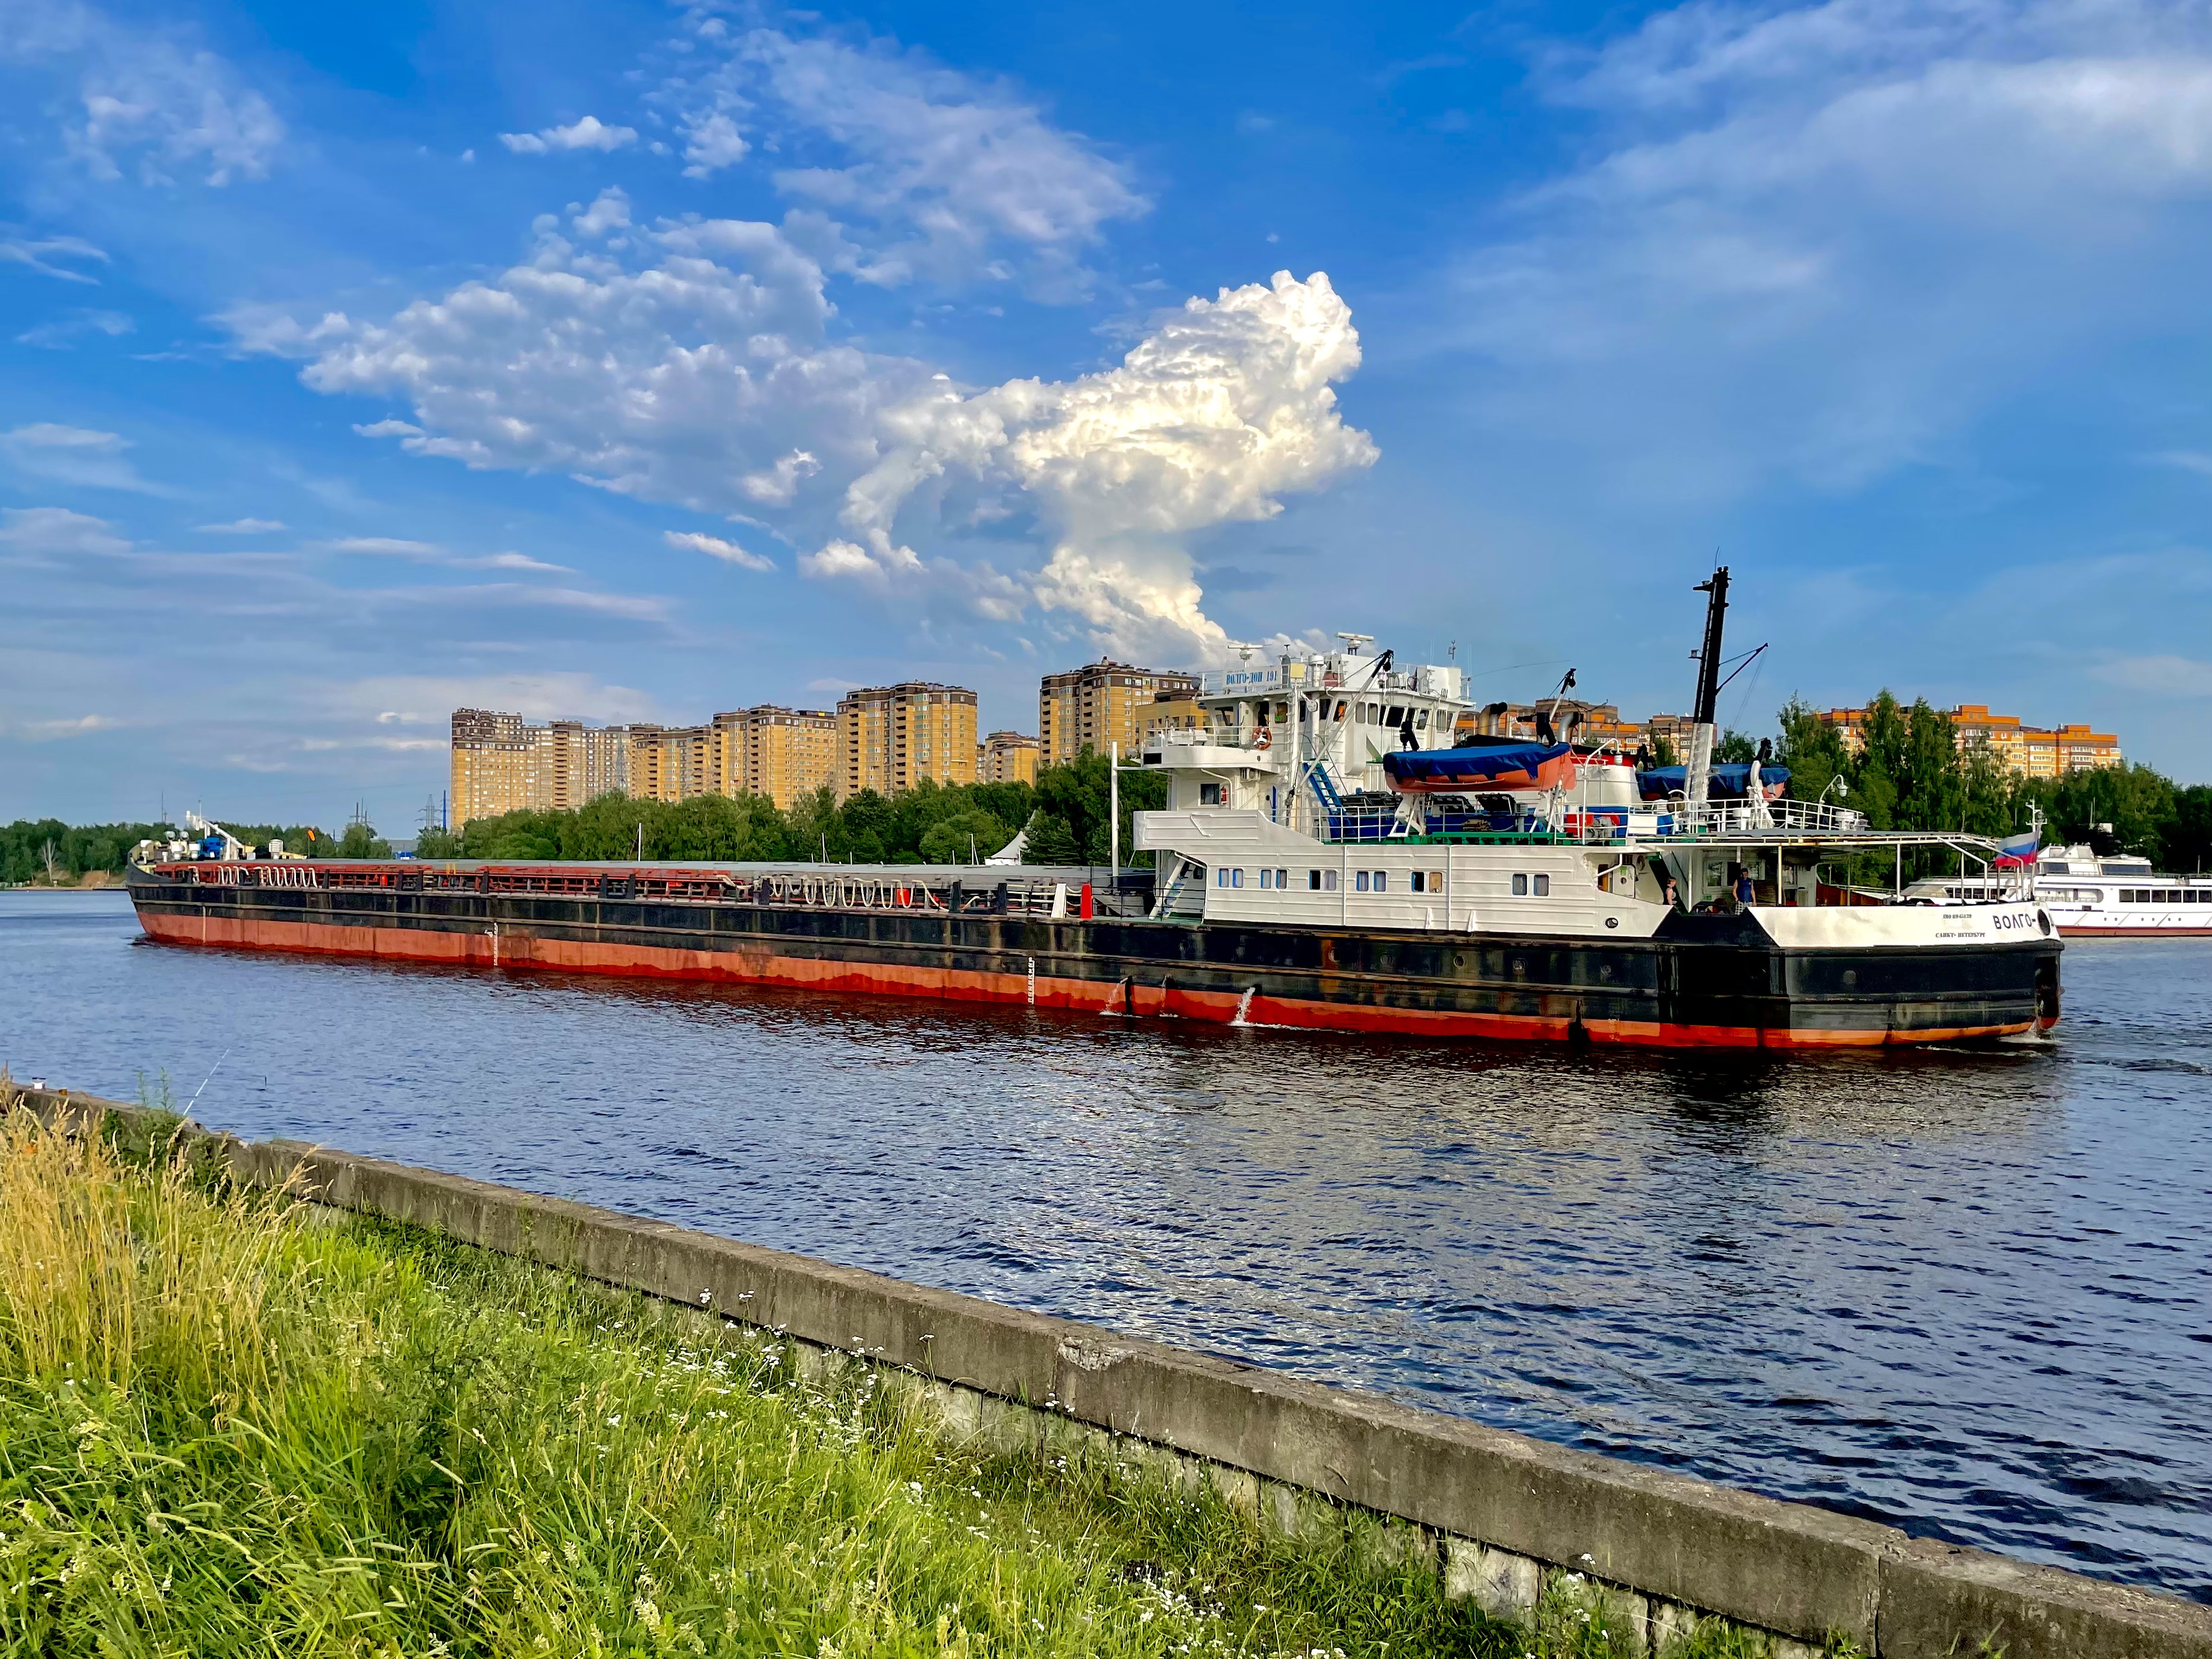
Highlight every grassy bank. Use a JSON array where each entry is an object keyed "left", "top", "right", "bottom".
[
  {"left": 0, "top": 1112, "right": 1467, "bottom": 1657},
  {"left": 0, "top": 1108, "right": 1786, "bottom": 1658}
]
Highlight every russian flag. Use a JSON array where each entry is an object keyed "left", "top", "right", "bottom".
[{"left": 1993, "top": 829, "right": 2039, "bottom": 867}]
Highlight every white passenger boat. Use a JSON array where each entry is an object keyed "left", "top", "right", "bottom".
[{"left": 1905, "top": 845, "right": 2212, "bottom": 938}]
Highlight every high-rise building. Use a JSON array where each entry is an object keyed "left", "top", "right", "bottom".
[
  {"left": 546, "top": 721, "right": 632, "bottom": 810},
  {"left": 451, "top": 709, "right": 634, "bottom": 825},
  {"left": 837, "top": 683, "right": 978, "bottom": 797},
  {"left": 1038, "top": 660, "right": 1200, "bottom": 765},
  {"left": 709, "top": 706, "right": 839, "bottom": 808},
  {"left": 625, "top": 724, "right": 709, "bottom": 804},
  {"left": 978, "top": 730, "right": 1039, "bottom": 784}
]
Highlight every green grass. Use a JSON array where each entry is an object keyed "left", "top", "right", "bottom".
[
  {"left": 0, "top": 1107, "right": 1544, "bottom": 1657},
  {"left": 0, "top": 1103, "right": 1844, "bottom": 1657}
]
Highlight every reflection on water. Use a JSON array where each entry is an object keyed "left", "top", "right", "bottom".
[{"left": 2, "top": 892, "right": 2207, "bottom": 1602}]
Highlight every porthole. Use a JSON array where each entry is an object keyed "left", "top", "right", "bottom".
[
  {"left": 1604, "top": 916, "right": 1619, "bottom": 930},
  {"left": 1842, "top": 969, "right": 1858, "bottom": 988}
]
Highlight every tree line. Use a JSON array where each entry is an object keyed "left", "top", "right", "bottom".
[
  {"left": 0, "top": 819, "right": 341, "bottom": 885},
  {"left": 1765, "top": 692, "right": 2212, "bottom": 874},
  {"left": 411, "top": 749, "right": 1167, "bottom": 869},
  {"left": 11, "top": 699, "right": 2207, "bottom": 880}
]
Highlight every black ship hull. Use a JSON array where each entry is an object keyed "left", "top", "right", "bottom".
[{"left": 126, "top": 862, "right": 2061, "bottom": 1050}]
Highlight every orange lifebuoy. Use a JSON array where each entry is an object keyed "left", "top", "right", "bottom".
[{"left": 1255, "top": 729, "right": 1272, "bottom": 750}]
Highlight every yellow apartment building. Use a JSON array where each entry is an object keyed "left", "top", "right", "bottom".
[
  {"left": 709, "top": 705, "right": 839, "bottom": 808},
  {"left": 1038, "top": 660, "right": 1200, "bottom": 765},
  {"left": 837, "top": 683, "right": 978, "bottom": 797},
  {"left": 978, "top": 730, "right": 1039, "bottom": 784},
  {"left": 1817, "top": 704, "right": 2121, "bottom": 777}
]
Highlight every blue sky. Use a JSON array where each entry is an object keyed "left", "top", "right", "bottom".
[{"left": 7, "top": 0, "right": 2212, "bottom": 831}]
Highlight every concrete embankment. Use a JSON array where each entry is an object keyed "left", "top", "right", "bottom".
[{"left": 15, "top": 1085, "right": 2210, "bottom": 1659}]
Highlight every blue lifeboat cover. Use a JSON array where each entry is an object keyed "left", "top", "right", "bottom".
[{"left": 1634, "top": 763, "right": 1789, "bottom": 802}]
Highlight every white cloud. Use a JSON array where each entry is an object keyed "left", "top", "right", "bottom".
[
  {"left": 15, "top": 308, "right": 131, "bottom": 347},
  {"left": 247, "top": 213, "right": 934, "bottom": 516},
  {"left": 571, "top": 187, "right": 631, "bottom": 238},
  {"left": 812, "top": 270, "right": 1376, "bottom": 660},
  {"left": 499, "top": 115, "right": 637, "bottom": 154},
  {"left": 0, "top": 422, "right": 155, "bottom": 492},
  {"left": 0, "top": 231, "right": 108, "bottom": 282},
  {"left": 352, "top": 418, "right": 423, "bottom": 439},
  {"left": 680, "top": 112, "right": 749, "bottom": 178},
  {"left": 196, "top": 517, "right": 285, "bottom": 533},
  {"left": 0, "top": 0, "right": 283, "bottom": 185},
  {"left": 0, "top": 506, "right": 131, "bottom": 556},
  {"left": 739, "top": 448, "right": 821, "bottom": 506},
  {"left": 654, "top": 23, "right": 1145, "bottom": 289},
  {"left": 14, "top": 712, "right": 119, "bottom": 740},
  {"left": 664, "top": 529, "right": 775, "bottom": 572},
  {"left": 323, "top": 536, "right": 570, "bottom": 573}
]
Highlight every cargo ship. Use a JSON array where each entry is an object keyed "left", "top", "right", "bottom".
[{"left": 126, "top": 573, "right": 2062, "bottom": 1049}]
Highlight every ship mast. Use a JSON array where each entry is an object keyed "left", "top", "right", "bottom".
[{"left": 1684, "top": 566, "right": 1729, "bottom": 815}]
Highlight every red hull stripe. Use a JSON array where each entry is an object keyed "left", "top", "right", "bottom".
[
  {"left": 2057, "top": 926, "right": 2212, "bottom": 938},
  {"left": 134, "top": 911, "right": 2034, "bottom": 1050}
]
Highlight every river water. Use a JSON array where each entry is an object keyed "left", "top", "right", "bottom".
[{"left": 4, "top": 890, "right": 2207, "bottom": 1601}]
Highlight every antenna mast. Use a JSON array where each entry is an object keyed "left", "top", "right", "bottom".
[{"left": 1692, "top": 566, "right": 1729, "bottom": 724}]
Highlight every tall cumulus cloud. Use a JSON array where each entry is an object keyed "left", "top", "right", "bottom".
[{"left": 809, "top": 270, "right": 1376, "bottom": 662}]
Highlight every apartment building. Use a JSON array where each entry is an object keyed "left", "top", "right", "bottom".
[
  {"left": 1818, "top": 704, "right": 2122, "bottom": 778},
  {"left": 978, "top": 730, "right": 1039, "bottom": 784},
  {"left": 837, "top": 683, "right": 978, "bottom": 797},
  {"left": 710, "top": 705, "right": 839, "bottom": 808},
  {"left": 450, "top": 703, "right": 841, "bottom": 824},
  {"left": 450, "top": 709, "right": 637, "bottom": 825},
  {"left": 1038, "top": 660, "right": 1201, "bottom": 764}
]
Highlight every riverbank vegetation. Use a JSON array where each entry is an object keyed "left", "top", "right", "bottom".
[
  {"left": 1770, "top": 693, "right": 2212, "bottom": 873},
  {"left": 0, "top": 819, "right": 334, "bottom": 886},
  {"left": 414, "top": 748, "right": 1165, "bottom": 869},
  {"left": 10, "top": 1102, "right": 1747, "bottom": 1658},
  {"left": 18, "top": 692, "right": 2207, "bottom": 879}
]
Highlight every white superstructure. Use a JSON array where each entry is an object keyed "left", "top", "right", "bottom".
[{"left": 1133, "top": 635, "right": 2050, "bottom": 951}]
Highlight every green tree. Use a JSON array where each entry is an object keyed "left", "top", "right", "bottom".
[
  {"left": 1020, "top": 812, "right": 1081, "bottom": 866},
  {"left": 918, "top": 810, "right": 1009, "bottom": 865},
  {"left": 336, "top": 818, "right": 391, "bottom": 859}
]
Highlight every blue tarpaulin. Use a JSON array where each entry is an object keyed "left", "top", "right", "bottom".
[{"left": 1635, "top": 764, "right": 1789, "bottom": 802}]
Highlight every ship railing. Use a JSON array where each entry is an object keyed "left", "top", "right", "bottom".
[
  {"left": 143, "top": 860, "right": 1155, "bottom": 918},
  {"left": 1148, "top": 724, "right": 1272, "bottom": 753}
]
